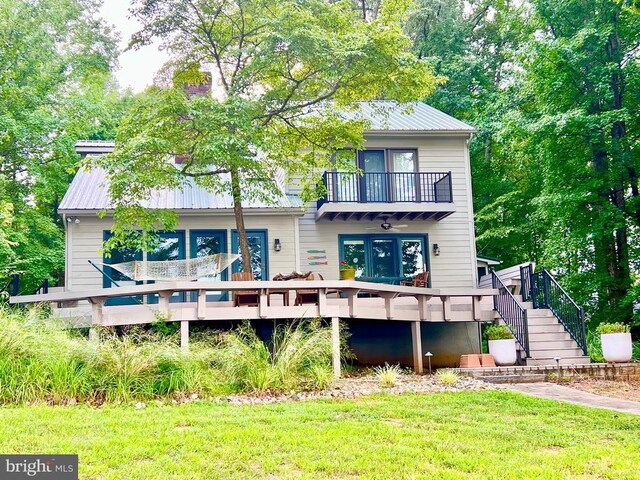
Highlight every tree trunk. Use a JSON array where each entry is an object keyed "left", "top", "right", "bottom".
[{"left": 230, "top": 169, "right": 253, "bottom": 274}]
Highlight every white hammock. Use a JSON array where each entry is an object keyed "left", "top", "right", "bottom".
[{"left": 103, "top": 253, "right": 240, "bottom": 282}]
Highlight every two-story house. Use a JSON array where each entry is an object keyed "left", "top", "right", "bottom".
[{"left": 50, "top": 101, "right": 589, "bottom": 369}]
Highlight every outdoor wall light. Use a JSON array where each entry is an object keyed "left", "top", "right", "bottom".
[
  {"left": 432, "top": 243, "right": 440, "bottom": 256},
  {"left": 66, "top": 216, "right": 80, "bottom": 224},
  {"left": 274, "top": 238, "right": 282, "bottom": 252}
]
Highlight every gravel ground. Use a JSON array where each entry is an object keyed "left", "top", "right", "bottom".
[
  {"left": 565, "top": 378, "right": 640, "bottom": 402},
  {"left": 219, "top": 374, "right": 496, "bottom": 406}
]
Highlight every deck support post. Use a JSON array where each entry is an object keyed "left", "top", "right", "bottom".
[
  {"left": 331, "top": 317, "right": 341, "bottom": 379},
  {"left": 158, "top": 291, "right": 173, "bottom": 317},
  {"left": 380, "top": 292, "right": 398, "bottom": 320},
  {"left": 417, "top": 295, "right": 432, "bottom": 321},
  {"left": 181, "top": 321, "right": 189, "bottom": 351},
  {"left": 441, "top": 296, "right": 452, "bottom": 321},
  {"left": 89, "top": 297, "right": 105, "bottom": 341},
  {"left": 197, "top": 289, "right": 206, "bottom": 320},
  {"left": 411, "top": 321, "right": 423, "bottom": 374},
  {"left": 472, "top": 296, "right": 483, "bottom": 321}
]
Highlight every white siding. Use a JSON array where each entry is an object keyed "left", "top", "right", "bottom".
[
  {"left": 66, "top": 134, "right": 477, "bottom": 290},
  {"left": 295, "top": 135, "right": 478, "bottom": 288},
  {"left": 66, "top": 213, "right": 299, "bottom": 291}
]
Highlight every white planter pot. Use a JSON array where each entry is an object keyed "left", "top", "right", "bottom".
[
  {"left": 488, "top": 338, "right": 517, "bottom": 366},
  {"left": 601, "top": 333, "right": 632, "bottom": 363}
]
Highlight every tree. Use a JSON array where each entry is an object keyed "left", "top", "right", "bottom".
[
  {"left": 0, "top": 0, "right": 118, "bottom": 292},
  {"left": 94, "top": 0, "right": 439, "bottom": 273}
]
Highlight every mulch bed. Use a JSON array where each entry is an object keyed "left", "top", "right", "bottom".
[
  {"left": 219, "top": 374, "right": 496, "bottom": 406},
  {"left": 565, "top": 378, "right": 640, "bottom": 402}
]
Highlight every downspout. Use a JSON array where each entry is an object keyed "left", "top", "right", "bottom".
[{"left": 63, "top": 213, "right": 71, "bottom": 291}]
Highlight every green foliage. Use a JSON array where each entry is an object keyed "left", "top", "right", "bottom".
[
  {"left": 374, "top": 363, "right": 401, "bottom": 388},
  {"left": 216, "top": 320, "right": 336, "bottom": 392},
  {"left": 0, "top": 308, "right": 345, "bottom": 403},
  {"left": 0, "top": 307, "right": 223, "bottom": 404},
  {"left": 0, "top": 0, "right": 123, "bottom": 292},
  {"left": 95, "top": 0, "right": 439, "bottom": 254},
  {"left": 408, "top": 0, "right": 640, "bottom": 330},
  {"left": 435, "top": 368, "right": 460, "bottom": 385},
  {"left": 485, "top": 324, "right": 514, "bottom": 340},
  {"left": 596, "top": 323, "right": 631, "bottom": 335}
]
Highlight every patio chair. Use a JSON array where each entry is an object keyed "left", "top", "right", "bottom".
[
  {"left": 294, "top": 273, "right": 320, "bottom": 305},
  {"left": 401, "top": 271, "right": 430, "bottom": 288},
  {"left": 231, "top": 271, "right": 259, "bottom": 307}
]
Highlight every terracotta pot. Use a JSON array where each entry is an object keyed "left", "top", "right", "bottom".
[
  {"left": 601, "top": 332, "right": 632, "bottom": 363},
  {"left": 339, "top": 268, "right": 356, "bottom": 280},
  {"left": 488, "top": 338, "right": 517, "bottom": 366}
]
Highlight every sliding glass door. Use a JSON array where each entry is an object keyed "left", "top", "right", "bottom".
[
  {"left": 190, "top": 230, "right": 227, "bottom": 301},
  {"left": 147, "top": 231, "right": 186, "bottom": 303},
  {"left": 231, "top": 230, "right": 268, "bottom": 280},
  {"left": 339, "top": 234, "right": 428, "bottom": 284}
]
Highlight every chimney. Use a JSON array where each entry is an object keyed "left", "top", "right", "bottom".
[
  {"left": 176, "top": 72, "right": 212, "bottom": 164},
  {"left": 184, "top": 72, "right": 212, "bottom": 98}
]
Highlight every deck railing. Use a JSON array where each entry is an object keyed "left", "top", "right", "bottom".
[
  {"left": 520, "top": 265, "right": 586, "bottom": 355},
  {"left": 492, "top": 271, "right": 530, "bottom": 357},
  {"left": 319, "top": 171, "right": 452, "bottom": 206}
]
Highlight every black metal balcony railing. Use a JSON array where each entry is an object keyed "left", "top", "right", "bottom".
[{"left": 319, "top": 171, "right": 453, "bottom": 205}]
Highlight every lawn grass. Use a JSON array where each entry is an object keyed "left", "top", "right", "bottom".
[{"left": 1, "top": 391, "right": 639, "bottom": 479}]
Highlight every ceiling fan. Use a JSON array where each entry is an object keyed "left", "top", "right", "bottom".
[{"left": 366, "top": 216, "right": 408, "bottom": 233}]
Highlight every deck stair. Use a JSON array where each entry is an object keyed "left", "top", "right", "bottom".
[{"left": 481, "top": 264, "right": 590, "bottom": 366}]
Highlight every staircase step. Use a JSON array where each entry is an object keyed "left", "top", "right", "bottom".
[
  {"left": 528, "top": 323, "right": 566, "bottom": 333},
  {"left": 526, "top": 309, "right": 557, "bottom": 319},
  {"left": 529, "top": 347, "right": 585, "bottom": 357},
  {"left": 528, "top": 331, "right": 572, "bottom": 341},
  {"left": 526, "top": 356, "right": 591, "bottom": 366},
  {"left": 529, "top": 339, "right": 578, "bottom": 350}
]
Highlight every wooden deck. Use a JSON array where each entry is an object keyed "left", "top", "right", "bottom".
[{"left": 11, "top": 280, "right": 499, "bottom": 376}]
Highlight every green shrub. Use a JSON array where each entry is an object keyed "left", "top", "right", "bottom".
[
  {"left": 595, "top": 322, "right": 630, "bottom": 335},
  {"left": 0, "top": 308, "right": 347, "bottom": 403},
  {"left": 374, "top": 363, "right": 401, "bottom": 388},
  {"left": 435, "top": 368, "right": 459, "bottom": 385},
  {"left": 485, "top": 325, "right": 514, "bottom": 340},
  {"left": 216, "top": 320, "right": 335, "bottom": 392}
]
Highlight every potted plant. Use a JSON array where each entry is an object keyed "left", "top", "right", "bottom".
[
  {"left": 597, "top": 322, "right": 632, "bottom": 363},
  {"left": 486, "top": 324, "right": 517, "bottom": 366},
  {"left": 339, "top": 260, "right": 356, "bottom": 280}
]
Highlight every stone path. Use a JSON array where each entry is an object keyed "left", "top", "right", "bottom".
[{"left": 506, "top": 382, "right": 640, "bottom": 415}]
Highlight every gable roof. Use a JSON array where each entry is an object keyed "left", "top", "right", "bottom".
[
  {"left": 61, "top": 101, "right": 472, "bottom": 212},
  {"left": 58, "top": 167, "right": 303, "bottom": 213},
  {"left": 346, "top": 101, "right": 475, "bottom": 133}
]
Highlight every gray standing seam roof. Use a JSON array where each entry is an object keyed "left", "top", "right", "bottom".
[
  {"left": 60, "top": 101, "right": 473, "bottom": 211},
  {"left": 58, "top": 168, "right": 303, "bottom": 212},
  {"left": 344, "top": 101, "right": 475, "bottom": 133}
]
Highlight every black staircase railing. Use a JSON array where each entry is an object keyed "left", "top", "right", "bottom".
[
  {"left": 492, "top": 271, "right": 530, "bottom": 357},
  {"left": 319, "top": 171, "right": 453, "bottom": 206},
  {"left": 519, "top": 265, "right": 587, "bottom": 356},
  {"left": 33, "top": 278, "right": 49, "bottom": 295},
  {"left": 1, "top": 275, "right": 49, "bottom": 298}
]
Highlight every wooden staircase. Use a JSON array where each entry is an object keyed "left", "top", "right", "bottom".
[{"left": 480, "top": 264, "right": 591, "bottom": 366}]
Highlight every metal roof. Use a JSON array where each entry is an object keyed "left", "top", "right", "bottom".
[
  {"left": 58, "top": 168, "right": 304, "bottom": 212},
  {"left": 75, "top": 140, "right": 115, "bottom": 155},
  {"left": 346, "top": 101, "right": 475, "bottom": 133}
]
